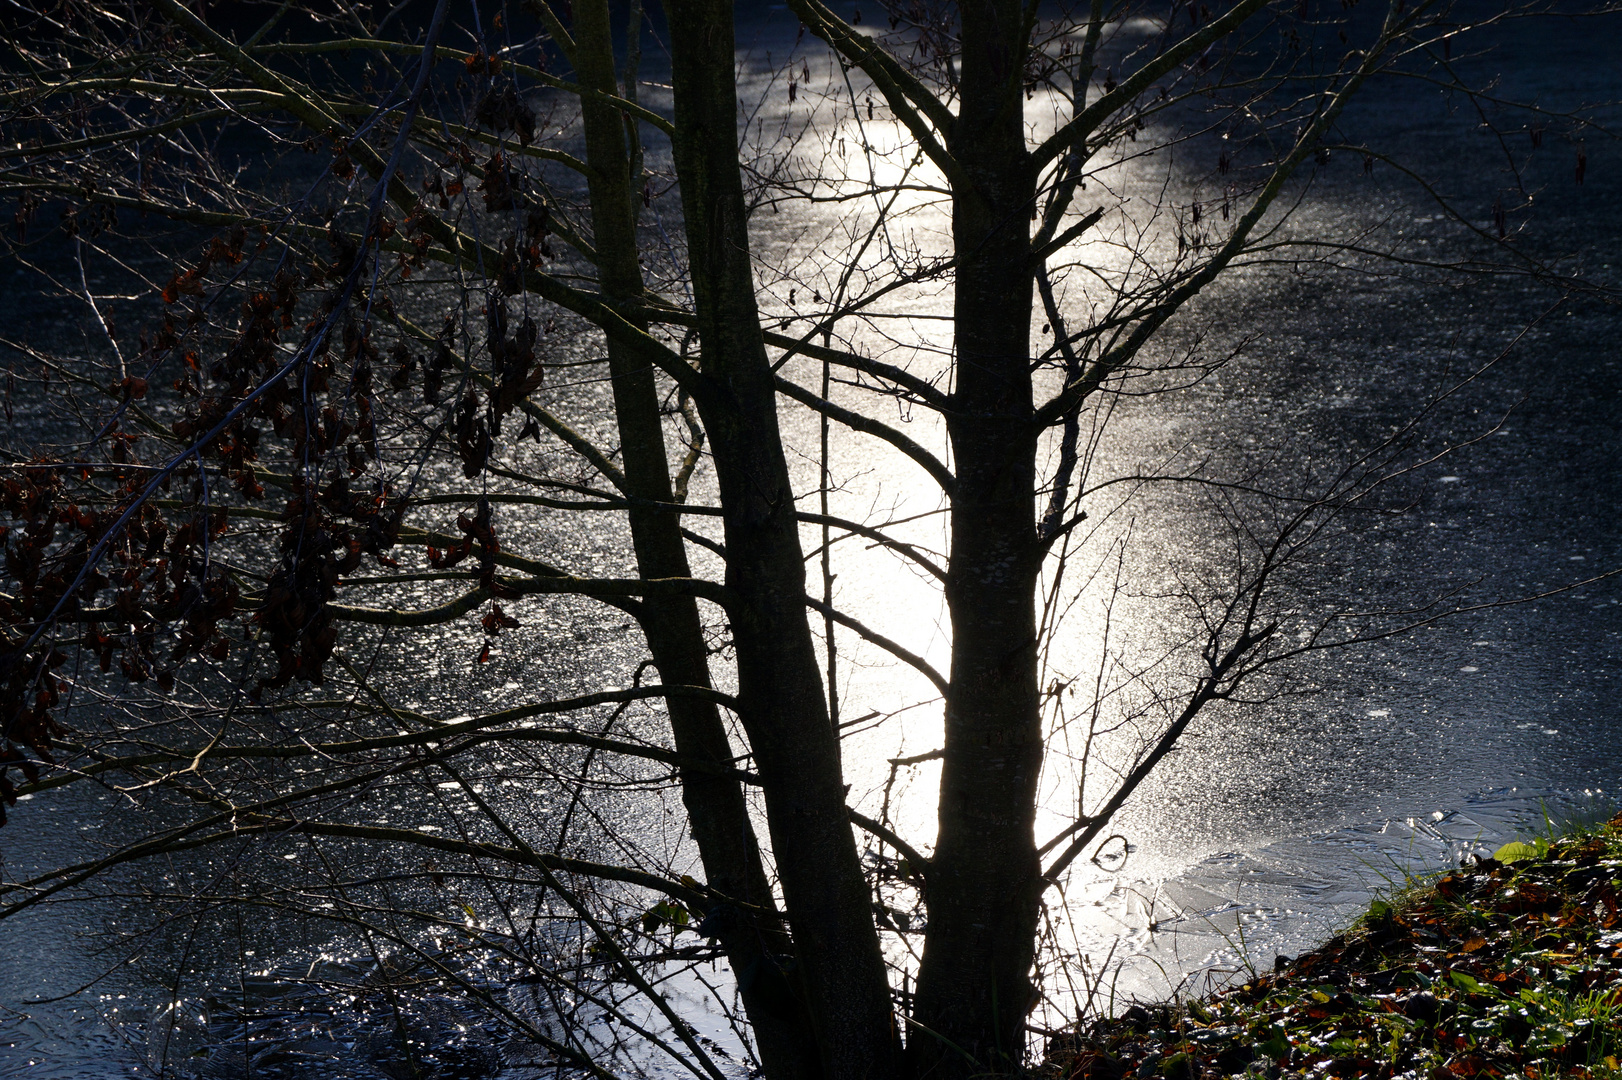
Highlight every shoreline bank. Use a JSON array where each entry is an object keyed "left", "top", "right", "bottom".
[{"left": 1043, "top": 815, "right": 1622, "bottom": 1080}]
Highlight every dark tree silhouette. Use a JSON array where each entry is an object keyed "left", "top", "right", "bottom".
[{"left": 0, "top": 0, "right": 1611, "bottom": 1076}]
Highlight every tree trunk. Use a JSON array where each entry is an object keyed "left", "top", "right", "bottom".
[
  {"left": 912, "top": 0, "right": 1044, "bottom": 1075},
  {"left": 663, "top": 0, "right": 900, "bottom": 1075},
  {"left": 570, "top": 6, "right": 823, "bottom": 1077}
]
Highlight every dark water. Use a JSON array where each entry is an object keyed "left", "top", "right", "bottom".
[{"left": 4, "top": 5, "right": 1622, "bottom": 1076}]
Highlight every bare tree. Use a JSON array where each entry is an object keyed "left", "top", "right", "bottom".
[{"left": 0, "top": 0, "right": 1611, "bottom": 1077}]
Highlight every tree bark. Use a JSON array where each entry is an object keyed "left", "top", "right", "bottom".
[
  {"left": 569, "top": 6, "right": 823, "bottom": 1078},
  {"left": 662, "top": 0, "right": 900, "bottom": 1075},
  {"left": 911, "top": 0, "right": 1045, "bottom": 1075}
]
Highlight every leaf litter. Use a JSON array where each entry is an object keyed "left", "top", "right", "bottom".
[{"left": 1043, "top": 813, "right": 1622, "bottom": 1079}]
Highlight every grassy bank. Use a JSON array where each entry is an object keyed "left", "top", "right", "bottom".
[{"left": 1044, "top": 813, "right": 1622, "bottom": 1079}]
